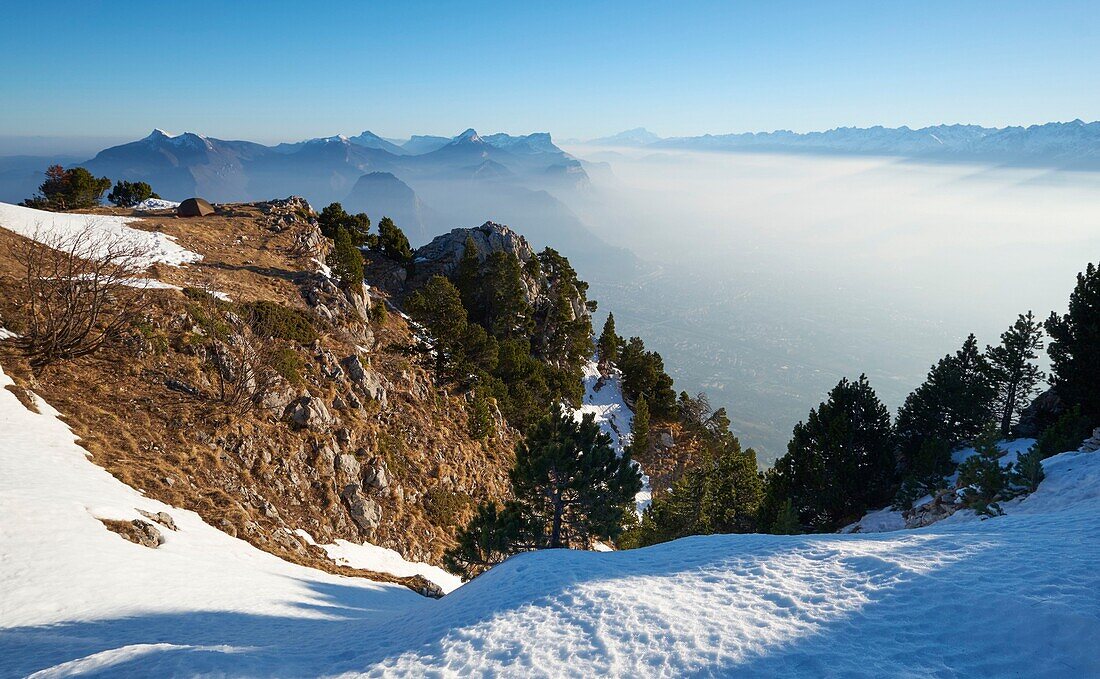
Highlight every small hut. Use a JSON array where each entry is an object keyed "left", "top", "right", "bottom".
[{"left": 177, "top": 197, "right": 214, "bottom": 217}]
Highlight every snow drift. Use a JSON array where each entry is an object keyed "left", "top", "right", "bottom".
[
  {"left": 0, "top": 201, "right": 201, "bottom": 268},
  {"left": 1, "top": 363, "right": 1098, "bottom": 676}
]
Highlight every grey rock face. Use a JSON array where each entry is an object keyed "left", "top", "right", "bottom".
[
  {"left": 341, "top": 355, "right": 387, "bottom": 406},
  {"left": 412, "top": 222, "right": 534, "bottom": 282},
  {"left": 284, "top": 394, "right": 336, "bottom": 430},
  {"left": 341, "top": 483, "right": 382, "bottom": 531},
  {"left": 1014, "top": 388, "right": 1065, "bottom": 438}
]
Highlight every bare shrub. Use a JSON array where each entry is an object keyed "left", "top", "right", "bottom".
[
  {"left": 187, "top": 288, "right": 296, "bottom": 413},
  {"left": 12, "top": 223, "right": 154, "bottom": 368}
]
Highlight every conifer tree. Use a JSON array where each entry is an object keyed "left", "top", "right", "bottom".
[
  {"left": 597, "top": 313, "right": 621, "bottom": 366},
  {"left": 405, "top": 275, "right": 469, "bottom": 379},
  {"left": 107, "top": 180, "right": 158, "bottom": 207},
  {"left": 770, "top": 499, "right": 801, "bottom": 535},
  {"left": 24, "top": 165, "right": 111, "bottom": 210},
  {"left": 1045, "top": 262, "right": 1100, "bottom": 422},
  {"left": 326, "top": 227, "right": 364, "bottom": 288},
  {"left": 511, "top": 408, "right": 642, "bottom": 549},
  {"left": 895, "top": 334, "right": 996, "bottom": 471},
  {"left": 481, "top": 252, "right": 533, "bottom": 339},
  {"left": 318, "top": 202, "right": 372, "bottom": 245},
  {"left": 763, "top": 375, "right": 895, "bottom": 532},
  {"left": 375, "top": 216, "right": 414, "bottom": 264},
  {"left": 619, "top": 336, "right": 677, "bottom": 419},
  {"left": 453, "top": 236, "right": 482, "bottom": 313},
  {"left": 985, "top": 312, "right": 1044, "bottom": 437}
]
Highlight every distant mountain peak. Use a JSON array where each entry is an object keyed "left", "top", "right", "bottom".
[
  {"left": 587, "top": 128, "right": 661, "bottom": 146},
  {"left": 142, "top": 128, "right": 211, "bottom": 149},
  {"left": 451, "top": 128, "right": 483, "bottom": 144}
]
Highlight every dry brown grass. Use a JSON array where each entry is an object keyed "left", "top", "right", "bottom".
[{"left": 0, "top": 202, "right": 517, "bottom": 594}]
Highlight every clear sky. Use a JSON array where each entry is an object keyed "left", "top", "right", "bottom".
[{"left": 2, "top": 0, "right": 1098, "bottom": 144}]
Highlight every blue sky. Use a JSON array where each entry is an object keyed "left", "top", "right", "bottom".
[{"left": 2, "top": 0, "right": 1098, "bottom": 143}]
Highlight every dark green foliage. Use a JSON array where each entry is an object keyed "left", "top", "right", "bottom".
[
  {"left": 107, "top": 180, "right": 158, "bottom": 207},
  {"left": 467, "top": 389, "right": 496, "bottom": 440},
  {"left": 326, "top": 227, "right": 365, "bottom": 288},
  {"left": 443, "top": 501, "right": 537, "bottom": 578},
  {"left": 770, "top": 498, "right": 802, "bottom": 535},
  {"left": 630, "top": 396, "right": 650, "bottom": 457},
  {"left": 1010, "top": 447, "right": 1045, "bottom": 493},
  {"left": 239, "top": 301, "right": 317, "bottom": 344},
  {"left": 271, "top": 346, "right": 304, "bottom": 385},
  {"left": 369, "top": 301, "right": 388, "bottom": 325},
  {"left": 318, "top": 203, "right": 372, "bottom": 246},
  {"left": 511, "top": 409, "right": 642, "bottom": 549},
  {"left": 424, "top": 487, "right": 471, "bottom": 526},
  {"left": 762, "top": 375, "right": 896, "bottom": 532},
  {"left": 405, "top": 276, "right": 471, "bottom": 380},
  {"left": 480, "top": 252, "right": 533, "bottom": 339},
  {"left": 1033, "top": 406, "right": 1093, "bottom": 459},
  {"left": 891, "top": 438, "right": 950, "bottom": 510},
  {"left": 374, "top": 217, "right": 414, "bottom": 264},
  {"left": 986, "top": 312, "right": 1045, "bottom": 437},
  {"left": 1046, "top": 262, "right": 1100, "bottom": 422},
  {"left": 446, "top": 409, "right": 642, "bottom": 580},
  {"left": 453, "top": 237, "right": 482, "bottom": 311},
  {"left": 597, "top": 313, "right": 622, "bottom": 366},
  {"left": 619, "top": 336, "right": 677, "bottom": 419},
  {"left": 24, "top": 165, "right": 111, "bottom": 210},
  {"left": 629, "top": 439, "right": 762, "bottom": 547},
  {"left": 534, "top": 248, "right": 592, "bottom": 368},
  {"left": 895, "top": 334, "right": 996, "bottom": 472},
  {"left": 957, "top": 429, "right": 1010, "bottom": 516}
]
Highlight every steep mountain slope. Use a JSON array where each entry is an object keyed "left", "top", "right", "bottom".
[
  {"left": 342, "top": 171, "right": 435, "bottom": 244},
  {"left": 0, "top": 200, "right": 518, "bottom": 586},
  {"left": 3, "top": 356, "right": 1096, "bottom": 676}
]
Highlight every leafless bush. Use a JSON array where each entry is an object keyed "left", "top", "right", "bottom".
[
  {"left": 187, "top": 288, "right": 296, "bottom": 414},
  {"left": 12, "top": 223, "right": 154, "bottom": 368}
]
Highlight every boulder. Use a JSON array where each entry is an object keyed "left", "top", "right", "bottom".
[
  {"left": 341, "top": 355, "right": 387, "bottom": 406},
  {"left": 284, "top": 395, "right": 336, "bottom": 430},
  {"left": 341, "top": 483, "right": 382, "bottom": 531},
  {"left": 362, "top": 456, "right": 391, "bottom": 495},
  {"left": 335, "top": 453, "right": 361, "bottom": 480},
  {"left": 138, "top": 510, "right": 178, "bottom": 532},
  {"left": 1014, "top": 388, "right": 1065, "bottom": 438}
]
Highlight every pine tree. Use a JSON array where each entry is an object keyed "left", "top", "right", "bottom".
[
  {"left": 467, "top": 389, "right": 496, "bottom": 440},
  {"left": 107, "top": 180, "right": 158, "bottom": 207},
  {"left": 405, "top": 275, "right": 469, "bottom": 380},
  {"left": 24, "top": 165, "right": 111, "bottom": 210},
  {"left": 895, "top": 334, "right": 996, "bottom": 471},
  {"left": 1045, "top": 262, "right": 1100, "bottom": 422},
  {"left": 597, "top": 313, "right": 621, "bottom": 366},
  {"left": 619, "top": 336, "right": 677, "bottom": 419},
  {"left": 986, "top": 312, "right": 1045, "bottom": 437},
  {"left": 481, "top": 252, "right": 533, "bottom": 339},
  {"left": 511, "top": 408, "right": 642, "bottom": 549},
  {"left": 770, "top": 499, "right": 801, "bottom": 535},
  {"left": 318, "top": 202, "right": 372, "bottom": 245},
  {"left": 375, "top": 217, "right": 414, "bottom": 264},
  {"left": 630, "top": 396, "right": 650, "bottom": 458},
  {"left": 443, "top": 501, "right": 538, "bottom": 579},
  {"left": 453, "top": 236, "right": 482, "bottom": 314},
  {"left": 325, "top": 227, "right": 364, "bottom": 288},
  {"left": 763, "top": 375, "right": 896, "bottom": 532}
]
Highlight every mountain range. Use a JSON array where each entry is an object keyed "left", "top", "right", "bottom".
[
  {"left": 583, "top": 120, "right": 1100, "bottom": 168},
  {"left": 0, "top": 128, "right": 635, "bottom": 272}
]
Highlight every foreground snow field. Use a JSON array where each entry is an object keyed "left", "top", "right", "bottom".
[
  {"left": 2, "top": 365, "right": 1098, "bottom": 677},
  {"left": 0, "top": 201, "right": 201, "bottom": 268}
]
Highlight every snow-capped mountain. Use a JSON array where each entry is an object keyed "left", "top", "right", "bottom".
[{"left": 646, "top": 120, "right": 1100, "bottom": 167}]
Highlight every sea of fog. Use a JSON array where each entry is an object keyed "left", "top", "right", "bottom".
[{"left": 562, "top": 145, "right": 1100, "bottom": 463}]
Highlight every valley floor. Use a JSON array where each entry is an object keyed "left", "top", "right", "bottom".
[{"left": 2, "top": 363, "right": 1099, "bottom": 677}]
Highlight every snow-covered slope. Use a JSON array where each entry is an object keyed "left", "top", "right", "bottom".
[
  {"left": 3, "top": 362, "right": 1098, "bottom": 676},
  {"left": 0, "top": 201, "right": 201, "bottom": 267},
  {"left": 572, "top": 360, "right": 652, "bottom": 513}
]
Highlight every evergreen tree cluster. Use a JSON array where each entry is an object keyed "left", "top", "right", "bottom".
[
  {"left": 24, "top": 165, "right": 112, "bottom": 211},
  {"left": 759, "top": 261, "right": 1100, "bottom": 533},
  {"left": 406, "top": 238, "right": 595, "bottom": 432},
  {"left": 445, "top": 408, "right": 642, "bottom": 579},
  {"left": 107, "top": 180, "right": 160, "bottom": 207}
]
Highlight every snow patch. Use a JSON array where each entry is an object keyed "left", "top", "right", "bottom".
[
  {"left": 133, "top": 198, "right": 180, "bottom": 211},
  {"left": 295, "top": 532, "right": 461, "bottom": 594},
  {"left": 572, "top": 359, "right": 651, "bottom": 514},
  {"left": 0, "top": 201, "right": 202, "bottom": 268}
]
